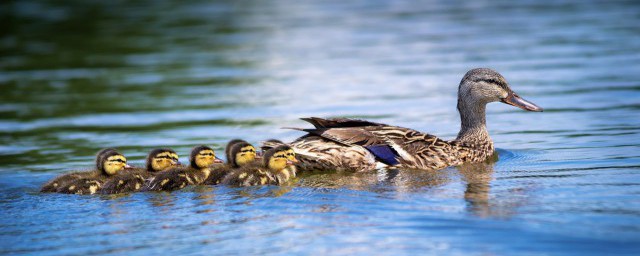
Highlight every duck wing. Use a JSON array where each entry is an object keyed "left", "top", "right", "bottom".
[
  {"left": 296, "top": 117, "right": 453, "bottom": 169},
  {"left": 301, "top": 117, "right": 384, "bottom": 128}
]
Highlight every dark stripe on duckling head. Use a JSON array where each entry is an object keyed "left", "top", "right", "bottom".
[
  {"left": 99, "top": 150, "right": 126, "bottom": 174},
  {"left": 146, "top": 148, "right": 177, "bottom": 171},
  {"left": 229, "top": 141, "right": 254, "bottom": 167},
  {"left": 262, "top": 145, "right": 292, "bottom": 167},
  {"left": 190, "top": 145, "right": 214, "bottom": 169},
  {"left": 95, "top": 148, "right": 120, "bottom": 171},
  {"left": 225, "top": 139, "right": 248, "bottom": 164}
]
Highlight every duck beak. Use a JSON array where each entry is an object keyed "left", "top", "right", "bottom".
[
  {"left": 214, "top": 157, "right": 224, "bottom": 164},
  {"left": 174, "top": 160, "right": 182, "bottom": 166},
  {"left": 125, "top": 164, "right": 133, "bottom": 169},
  {"left": 501, "top": 91, "right": 543, "bottom": 112},
  {"left": 286, "top": 160, "right": 295, "bottom": 166}
]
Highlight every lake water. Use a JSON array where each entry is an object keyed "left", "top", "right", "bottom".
[{"left": 1, "top": 0, "right": 640, "bottom": 255}]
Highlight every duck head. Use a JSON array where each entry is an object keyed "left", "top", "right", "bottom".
[
  {"left": 97, "top": 149, "right": 129, "bottom": 176},
  {"left": 229, "top": 141, "right": 258, "bottom": 167},
  {"left": 458, "top": 68, "right": 543, "bottom": 112},
  {"left": 263, "top": 145, "right": 297, "bottom": 172},
  {"left": 190, "top": 145, "right": 223, "bottom": 169},
  {"left": 146, "top": 148, "right": 181, "bottom": 172}
]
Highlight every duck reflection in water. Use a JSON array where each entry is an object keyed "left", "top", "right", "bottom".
[{"left": 297, "top": 151, "right": 528, "bottom": 218}]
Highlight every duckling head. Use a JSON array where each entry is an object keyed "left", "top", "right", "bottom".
[
  {"left": 284, "top": 147, "right": 298, "bottom": 163},
  {"left": 263, "top": 145, "right": 297, "bottom": 172},
  {"left": 229, "top": 141, "right": 258, "bottom": 167},
  {"left": 190, "top": 145, "right": 223, "bottom": 169},
  {"left": 458, "top": 68, "right": 543, "bottom": 112},
  {"left": 99, "top": 150, "right": 129, "bottom": 176},
  {"left": 146, "top": 148, "right": 180, "bottom": 172},
  {"left": 95, "top": 148, "right": 119, "bottom": 170},
  {"left": 224, "top": 139, "right": 248, "bottom": 164}
]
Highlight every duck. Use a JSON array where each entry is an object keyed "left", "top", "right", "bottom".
[
  {"left": 204, "top": 140, "right": 259, "bottom": 185},
  {"left": 144, "top": 145, "right": 222, "bottom": 191},
  {"left": 221, "top": 145, "right": 298, "bottom": 187},
  {"left": 100, "top": 148, "right": 180, "bottom": 194},
  {"left": 42, "top": 149, "right": 131, "bottom": 195},
  {"left": 282, "top": 68, "right": 543, "bottom": 172}
]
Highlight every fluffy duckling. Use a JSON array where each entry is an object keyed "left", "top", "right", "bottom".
[
  {"left": 52, "top": 150, "right": 130, "bottom": 195},
  {"left": 221, "top": 145, "right": 298, "bottom": 187},
  {"left": 41, "top": 148, "right": 117, "bottom": 193},
  {"left": 204, "top": 140, "right": 259, "bottom": 185},
  {"left": 100, "top": 148, "right": 180, "bottom": 194},
  {"left": 145, "top": 145, "right": 222, "bottom": 191},
  {"left": 261, "top": 139, "right": 297, "bottom": 176},
  {"left": 41, "top": 148, "right": 127, "bottom": 193}
]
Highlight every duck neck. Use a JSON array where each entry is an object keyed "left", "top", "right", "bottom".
[{"left": 455, "top": 100, "right": 491, "bottom": 145}]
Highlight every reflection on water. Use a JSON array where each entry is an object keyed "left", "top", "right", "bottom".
[{"left": 2, "top": 0, "right": 640, "bottom": 254}]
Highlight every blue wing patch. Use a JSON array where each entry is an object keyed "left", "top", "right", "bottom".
[{"left": 365, "top": 145, "right": 400, "bottom": 165}]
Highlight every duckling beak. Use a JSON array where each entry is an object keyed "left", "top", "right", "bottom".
[
  {"left": 255, "top": 154, "right": 263, "bottom": 159},
  {"left": 286, "top": 159, "right": 299, "bottom": 165},
  {"left": 125, "top": 164, "right": 133, "bottom": 169},
  {"left": 174, "top": 160, "right": 182, "bottom": 166},
  {"left": 501, "top": 91, "right": 543, "bottom": 112},
  {"left": 214, "top": 157, "right": 224, "bottom": 164}
]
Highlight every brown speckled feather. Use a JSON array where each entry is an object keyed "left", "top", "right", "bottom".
[
  {"left": 100, "top": 168, "right": 151, "bottom": 194},
  {"left": 290, "top": 117, "right": 495, "bottom": 172},
  {"left": 145, "top": 167, "right": 210, "bottom": 191}
]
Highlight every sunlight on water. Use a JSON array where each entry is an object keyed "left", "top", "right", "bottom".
[{"left": 1, "top": 0, "right": 640, "bottom": 254}]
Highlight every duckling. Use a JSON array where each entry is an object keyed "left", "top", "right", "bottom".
[
  {"left": 145, "top": 145, "right": 222, "bottom": 191},
  {"left": 54, "top": 150, "right": 130, "bottom": 195},
  {"left": 100, "top": 148, "right": 180, "bottom": 194},
  {"left": 221, "top": 145, "right": 298, "bottom": 187},
  {"left": 40, "top": 148, "right": 126, "bottom": 193},
  {"left": 260, "top": 139, "right": 297, "bottom": 178},
  {"left": 204, "top": 140, "right": 259, "bottom": 185}
]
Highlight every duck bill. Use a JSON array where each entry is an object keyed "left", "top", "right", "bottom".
[
  {"left": 501, "top": 92, "right": 543, "bottom": 112},
  {"left": 214, "top": 158, "right": 224, "bottom": 164}
]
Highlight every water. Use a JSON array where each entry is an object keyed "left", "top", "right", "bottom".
[{"left": 2, "top": 0, "right": 640, "bottom": 254}]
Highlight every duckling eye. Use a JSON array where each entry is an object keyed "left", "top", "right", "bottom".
[
  {"left": 240, "top": 149, "right": 255, "bottom": 153},
  {"left": 110, "top": 159, "right": 126, "bottom": 163},
  {"left": 199, "top": 153, "right": 214, "bottom": 156}
]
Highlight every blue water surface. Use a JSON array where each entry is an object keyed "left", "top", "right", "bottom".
[{"left": 1, "top": 0, "right": 640, "bottom": 255}]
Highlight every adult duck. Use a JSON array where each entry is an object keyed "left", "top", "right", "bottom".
[{"left": 286, "top": 68, "right": 543, "bottom": 172}]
